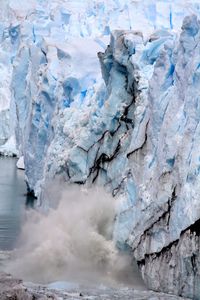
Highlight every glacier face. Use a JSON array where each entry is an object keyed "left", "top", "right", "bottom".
[
  {"left": 1, "top": 1, "right": 200, "bottom": 299},
  {"left": 1, "top": 0, "right": 200, "bottom": 157}
]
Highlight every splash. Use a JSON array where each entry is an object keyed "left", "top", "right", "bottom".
[{"left": 7, "top": 185, "right": 145, "bottom": 288}]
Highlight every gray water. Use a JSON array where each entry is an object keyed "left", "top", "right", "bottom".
[{"left": 0, "top": 157, "right": 26, "bottom": 250}]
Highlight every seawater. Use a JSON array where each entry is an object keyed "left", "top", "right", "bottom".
[{"left": 0, "top": 157, "right": 26, "bottom": 250}]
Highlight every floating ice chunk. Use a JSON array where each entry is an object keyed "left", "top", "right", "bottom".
[{"left": 16, "top": 156, "right": 25, "bottom": 170}]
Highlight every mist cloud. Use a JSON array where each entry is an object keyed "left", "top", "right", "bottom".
[{"left": 7, "top": 185, "right": 145, "bottom": 288}]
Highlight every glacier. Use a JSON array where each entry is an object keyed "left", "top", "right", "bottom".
[{"left": 1, "top": 0, "right": 200, "bottom": 299}]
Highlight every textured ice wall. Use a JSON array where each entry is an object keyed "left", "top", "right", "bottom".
[
  {"left": 22, "top": 15, "right": 200, "bottom": 299},
  {"left": 97, "top": 16, "right": 200, "bottom": 299},
  {"left": 5, "top": 0, "right": 200, "bottom": 188},
  {"left": 1, "top": 0, "right": 200, "bottom": 155}
]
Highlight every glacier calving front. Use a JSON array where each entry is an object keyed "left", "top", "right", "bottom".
[{"left": 1, "top": 1, "right": 200, "bottom": 299}]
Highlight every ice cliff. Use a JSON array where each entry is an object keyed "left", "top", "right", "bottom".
[{"left": 1, "top": 0, "right": 200, "bottom": 299}]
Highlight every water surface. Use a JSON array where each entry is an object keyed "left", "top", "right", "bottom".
[{"left": 0, "top": 157, "right": 26, "bottom": 250}]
